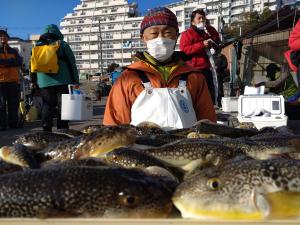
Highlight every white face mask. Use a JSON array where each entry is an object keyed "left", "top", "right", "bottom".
[
  {"left": 146, "top": 37, "right": 176, "bottom": 62},
  {"left": 196, "top": 22, "right": 205, "bottom": 30}
]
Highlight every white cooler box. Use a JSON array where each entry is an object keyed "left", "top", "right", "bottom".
[
  {"left": 237, "top": 95, "right": 288, "bottom": 130},
  {"left": 61, "top": 86, "right": 93, "bottom": 121},
  {"left": 221, "top": 97, "right": 239, "bottom": 112}
]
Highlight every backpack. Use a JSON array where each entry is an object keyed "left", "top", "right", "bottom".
[{"left": 30, "top": 41, "right": 60, "bottom": 74}]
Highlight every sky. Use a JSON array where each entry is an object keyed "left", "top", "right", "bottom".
[{"left": 0, "top": 0, "right": 177, "bottom": 39}]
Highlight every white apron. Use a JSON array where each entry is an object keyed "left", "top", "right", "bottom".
[{"left": 130, "top": 73, "right": 197, "bottom": 130}]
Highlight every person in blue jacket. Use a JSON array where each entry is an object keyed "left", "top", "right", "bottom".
[
  {"left": 111, "top": 66, "right": 123, "bottom": 85},
  {"left": 30, "top": 24, "right": 79, "bottom": 132}
]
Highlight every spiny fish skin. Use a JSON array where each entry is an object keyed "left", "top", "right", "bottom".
[
  {"left": 135, "top": 134, "right": 184, "bottom": 147},
  {"left": 80, "top": 125, "right": 104, "bottom": 134},
  {"left": 184, "top": 138, "right": 299, "bottom": 160},
  {"left": 54, "top": 129, "right": 84, "bottom": 138},
  {"left": 0, "top": 160, "right": 23, "bottom": 175},
  {"left": 142, "top": 141, "right": 246, "bottom": 167},
  {"left": 192, "top": 120, "right": 257, "bottom": 138},
  {"left": 106, "top": 147, "right": 184, "bottom": 181},
  {"left": 40, "top": 126, "right": 137, "bottom": 161},
  {"left": 41, "top": 157, "right": 108, "bottom": 168},
  {"left": 106, "top": 148, "right": 170, "bottom": 169},
  {"left": 0, "top": 167, "right": 172, "bottom": 218},
  {"left": 173, "top": 159, "right": 300, "bottom": 220},
  {"left": 134, "top": 122, "right": 167, "bottom": 136},
  {"left": 14, "top": 132, "right": 72, "bottom": 150},
  {"left": 0, "top": 144, "right": 39, "bottom": 169}
]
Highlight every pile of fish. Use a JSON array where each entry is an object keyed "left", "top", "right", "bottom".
[{"left": 0, "top": 120, "right": 300, "bottom": 220}]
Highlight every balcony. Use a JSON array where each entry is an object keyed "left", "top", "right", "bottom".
[
  {"left": 231, "top": 8, "right": 244, "bottom": 16},
  {"left": 77, "top": 54, "right": 99, "bottom": 60},
  {"left": 113, "top": 53, "right": 132, "bottom": 59},
  {"left": 113, "top": 33, "right": 132, "bottom": 40},
  {"left": 80, "top": 63, "right": 99, "bottom": 69},
  {"left": 113, "top": 43, "right": 122, "bottom": 49},
  {"left": 81, "top": 45, "right": 99, "bottom": 51}
]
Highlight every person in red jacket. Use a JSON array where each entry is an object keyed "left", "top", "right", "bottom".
[
  {"left": 284, "top": 19, "right": 300, "bottom": 86},
  {"left": 180, "top": 9, "right": 220, "bottom": 103}
]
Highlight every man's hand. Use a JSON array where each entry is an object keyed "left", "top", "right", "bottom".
[
  {"left": 254, "top": 82, "right": 266, "bottom": 88},
  {"left": 30, "top": 82, "right": 39, "bottom": 90},
  {"left": 203, "top": 40, "right": 210, "bottom": 47}
]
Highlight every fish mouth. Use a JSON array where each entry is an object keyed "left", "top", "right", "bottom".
[
  {"left": 172, "top": 196, "right": 263, "bottom": 220},
  {"left": 0, "top": 146, "right": 11, "bottom": 159}
]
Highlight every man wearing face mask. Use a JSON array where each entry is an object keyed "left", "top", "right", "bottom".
[
  {"left": 180, "top": 9, "right": 220, "bottom": 104},
  {"left": 104, "top": 7, "right": 216, "bottom": 129},
  {"left": 0, "top": 30, "right": 22, "bottom": 131}
]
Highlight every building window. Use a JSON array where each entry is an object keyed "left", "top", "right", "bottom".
[
  {"left": 208, "top": 19, "right": 215, "bottom": 25},
  {"left": 111, "top": 8, "right": 118, "bottom": 12},
  {"left": 132, "top": 31, "right": 140, "bottom": 38},
  {"left": 176, "top": 11, "right": 183, "bottom": 17},
  {"left": 132, "top": 22, "right": 139, "bottom": 28}
]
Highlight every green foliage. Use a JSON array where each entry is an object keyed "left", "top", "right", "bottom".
[{"left": 223, "top": 7, "right": 273, "bottom": 40}]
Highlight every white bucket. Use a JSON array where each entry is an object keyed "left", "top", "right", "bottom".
[{"left": 61, "top": 85, "right": 93, "bottom": 121}]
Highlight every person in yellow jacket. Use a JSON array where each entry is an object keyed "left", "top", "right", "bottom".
[{"left": 0, "top": 30, "right": 22, "bottom": 131}]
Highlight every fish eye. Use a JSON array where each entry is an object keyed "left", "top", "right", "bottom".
[
  {"left": 207, "top": 178, "right": 221, "bottom": 190},
  {"left": 118, "top": 192, "right": 139, "bottom": 207},
  {"left": 112, "top": 154, "right": 118, "bottom": 160}
]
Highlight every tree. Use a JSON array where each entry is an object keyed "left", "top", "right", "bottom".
[
  {"left": 259, "top": 7, "right": 272, "bottom": 23},
  {"left": 223, "top": 9, "right": 273, "bottom": 40}
]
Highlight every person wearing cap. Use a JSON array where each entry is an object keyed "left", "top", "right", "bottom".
[
  {"left": 0, "top": 30, "right": 23, "bottom": 131},
  {"left": 30, "top": 24, "right": 79, "bottom": 132},
  {"left": 255, "top": 63, "right": 300, "bottom": 103},
  {"left": 180, "top": 9, "right": 220, "bottom": 104},
  {"left": 103, "top": 7, "right": 216, "bottom": 129}
]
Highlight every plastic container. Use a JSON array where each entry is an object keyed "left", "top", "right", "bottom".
[
  {"left": 0, "top": 218, "right": 297, "bottom": 225},
  {"left": 61, "top": 85, "right": 93, "bottom": 121},
  {"left": 19, "top": 102, "right": 38, "bottom": 122},
  {"left": 244, "top": 86, "right": 265, "bottom": 95},
  {"left": 237, "top": 95, "right": 288, "bottom": 129},
  {"left": 221, "top": 97, "right": 239, "bottom": 112}
]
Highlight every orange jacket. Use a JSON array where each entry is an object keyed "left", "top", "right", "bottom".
[
  {"left": 103, "top": 55, "right": 216, "bottom": 126},
  {"left": 0, "top": 46, "right": 22, "bottom": 83}
]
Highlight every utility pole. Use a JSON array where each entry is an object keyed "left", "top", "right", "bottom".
[
  {"left": 98, "top": 19, "right": 103, "bottom": 76},
  {"left": 218, "top": 1, "right": 223, "bottom": 41},
  {"left": 121, "top": 6, "right": 126, "bottom": 66},
  {"left": 89, "top": 0, "right": 97, "bottom": 77}
]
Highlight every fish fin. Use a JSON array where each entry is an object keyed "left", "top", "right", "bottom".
[
  {"left": 268, "top": 153, "right": 293, "bottom": 160},
  {"left": 253, "top": 192, "right": 271, "bottom": 218},
  {"left": 181, "top": 159, "right": 205, "bottom": 172},
  {"left": 254, "top": 191, "right": 300, "bottom": 219}
]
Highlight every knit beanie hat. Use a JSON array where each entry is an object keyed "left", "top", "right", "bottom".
[
  {"left": 140, "top": 7, "right": 179, "bottom": 34},
  {"left": 0, "top": 30, "right": 9, "bottom": 38}
]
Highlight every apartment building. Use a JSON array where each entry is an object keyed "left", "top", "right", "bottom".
[
  {"left": 8, "top": 38, "right": 33, "bottom": 70},
  {"left": 60, "top": 0, "right": 280, "bottom": 74},
  {"left": 60, "top": 0, "right": 144, "bottom": 73}
]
